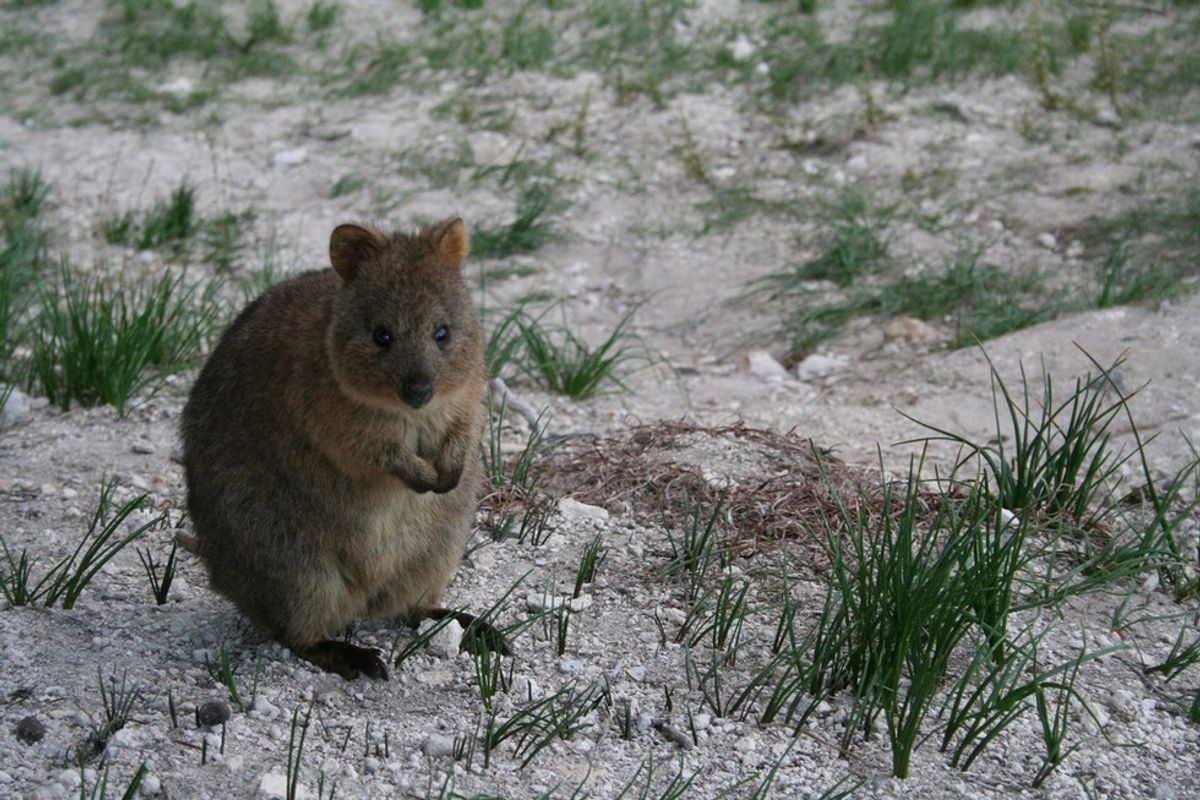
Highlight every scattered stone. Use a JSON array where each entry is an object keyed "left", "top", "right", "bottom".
[
  {"left": 692, "top": 713, "right": 711, "bottom": 731},
  {"left": 421, "top": 618, "right": 463, "bottom": 658},
  {"left": 416, "top": 669, "right": 453, "bottom": 686},
  {"left": 796, "top": 353, "right": 847, "bottom": 382},
  {"left": 195, "top": 700, "right": 231, "bottom": 727},
  {"left": 558, "top": 497, "right": 609, "bottom": 522},
  {"left": 157, "top": 77, "right": 195, "bottom": 96},
  {"left": 652, "top": 719, "right": 693, "bottom": 750},
  {"left": 259, "top": 771, "right": 313, "bottom": 800},
  {"left": 130, "top": 440, "right": 156, "bottom": 455},
  {"left": 931, "top": 100, "right": 969, "bottom": 123},
  {"left": 727, "top": 34, "right": 755, "bottom": 63},
  {"left": 1093, "top": 108, "right": 1122, "bottom": 129},
  {"left": 466, "top": 549, "right": 497, "bottom": 571},
  {"left": 559, "top": 658, "right": 584, "bottom": 674},
  {"left": 525, "top": 592, "right": 592, "bottom": 613},
  {"left": 736, "top": 350, "right": 790, "bottom": 380},
  {"left": 0, "top": 387, "right": 31, "bottom": 428},
  {"left": 1154, "top": 785, "right": 1174, "bottom": 800},
  {"left": 303, "top": 125, "right": 351, "bottom": 142},
  {"left": 626, "top": 666, "right": 647, "bottom": 682},
  {"left": 272, "top": 148, "right": 308, "bottom": 168},
  {"left": 512, "top": 675, "right": 539, "bottom": 701},
  {"left": 423, "top": 733, "right": 456, "bottom": 758},
  {"left": 363, "top": 757, "right": 380, "bottom": 775},
  {"left": 734, "top": 735, "right": 757, "bottom": 753},
  {"left": 16, "top": 715, "right": 46, "bottom": 744},
  {"left": 139, "top": 773, "right": 162, "bottom": 797},
  {"left": 1036, "top": 232, "right": 1058, "bottom": 250}
]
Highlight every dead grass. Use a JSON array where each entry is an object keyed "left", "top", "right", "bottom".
[{"left": 537, "top": 420, "right": 884, "bottom": 565}]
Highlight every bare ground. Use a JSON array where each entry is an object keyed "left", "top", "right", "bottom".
[{"left": 1, "top": 1, "right": 1199, "bottom": 798}]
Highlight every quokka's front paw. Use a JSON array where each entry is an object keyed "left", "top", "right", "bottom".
[
  {"left": 395, "top": 459, "right": 441, "bottom": 493},
  {"left": 430, "top": 463, "right": 463, "bottom": 494}
]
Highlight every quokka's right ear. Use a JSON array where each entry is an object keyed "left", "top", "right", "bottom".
[{"left": 330, "top": 224, "right": 388, "bottom": 283}]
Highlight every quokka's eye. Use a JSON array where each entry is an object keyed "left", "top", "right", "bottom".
[
  {"left": 373, "top": 327, "right": 393, "bottom": 347},
  {"left": 433, "top": 326, "right": 450, "bottom": 345}
]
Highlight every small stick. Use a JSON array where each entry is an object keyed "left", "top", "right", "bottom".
[{"left": 489, "top": 377, "right": 547, "bottom": 437}]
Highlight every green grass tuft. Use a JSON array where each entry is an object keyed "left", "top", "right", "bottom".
[{"left": 28, "top": 266, "right": 219, "bottom": 415}]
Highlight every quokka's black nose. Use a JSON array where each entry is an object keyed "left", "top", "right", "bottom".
[{"left": 402, "top": 380, "right": 433, "bottom": 408}]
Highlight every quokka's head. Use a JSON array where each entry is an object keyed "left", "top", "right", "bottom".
[{"left": 325, "top": 217, "right": 483, "bottom": 412}]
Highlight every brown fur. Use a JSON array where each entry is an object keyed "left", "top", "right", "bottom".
[{"left": 181, "top": 218, "right": 486, "bottom": 678}]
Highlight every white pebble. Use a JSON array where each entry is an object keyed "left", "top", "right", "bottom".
[{"left": 424, "top": 734, "right": 456, "bottom": 758}]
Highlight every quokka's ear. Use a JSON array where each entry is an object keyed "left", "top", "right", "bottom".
[
  {"left": 330, "top": 223, "right": 388, "bottom": 283},
  {"left": 428, "top": 217, "right": 469, "bottom": 269}
]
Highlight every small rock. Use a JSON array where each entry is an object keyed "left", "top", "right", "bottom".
[
  {"left": 558, "top": 497, "right": 609, "bottom": 523},
  {"left": 931, "top": 99, "right": 969, "bottom": 123},
  {"left": 423, "top": 733, "right": 456, "bottom": 758},
  {"left": 559, "top": 658, "right": 584, "bottom": 674},
  {"left": 626, "top": 666, "right": 647, "bottom": 682},
  {"left": 727, "top": 34, "right": 755, "bottom": 63},
  {"left": 512, "top": 675, "right": 539, "bottom": 701},
  {"left": 416, "top": 669, "right": 453, "bottom": 686},
  {"left": 196, "top": 700, "right": 231, "bottom": 727},
  {"left": 259, "top": 771, "right": 313, "bottom": 800},
  {"left": 363, "top": 757, "right": 380, "bottom": 775},
  {"left": 16, "top": 715, "right": 46, "bottom": 743},
  {"left": 272, "top": 148, "right": 308, "bottom": 168},
  {"left": 635, "top": 713, "right": 653, "bottom": 734},
  {"left": 421, "top": 618, "right": 463, "bottom": 658},
  {"left": 1093, "top": 108, "right": 1121, "bottom": 129},
  {"left": 736, "top": 350, "right": 790, "bottom": 380},
  {"left": 0, "top": 387, "right": 31, "bottom": 428},
  {"left": 56, "top": 770, "right": 81, "bottom": 789},
  {"left": 466, "top": 549, "right": 497, "bottom": 571},
  {"left": 796, "top": 353, "right": 847, "bottom": 382},
  {"left": 652, "top": 720, "right": 693, "bottom": 750},
  {"left": 1036, "top": 232, "right": 1058, "bottom": 250},
  {"left": 734, "top": 735, "right": 757, "bottom": 753},
  {"left": 111, "top": 727, "right": 138, "bottom": 747},
  {"left": 139, "top": 773, "right": 162, "bottom": 797},
  {"left": 0, "top": 770, "right": 11, "bottom": 783},
  {"left": 131, "top": 440, "right": 156, "bottom": 455},
  {"left": 692, "top": 713, "right": 711, "bottom": 731},
  {"left": 157, "top": 77, "right": 195, "bottom": 96},
  {"left": 1153, "top": 785, "right": 1174, "bottom": 800}
]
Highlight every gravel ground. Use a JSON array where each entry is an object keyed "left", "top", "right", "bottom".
[{"left": 2, "top": 1, "right": 1199, "bottom": 798}]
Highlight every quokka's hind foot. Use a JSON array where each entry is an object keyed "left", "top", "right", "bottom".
[
  {"left": 420, "top": 608, "right": 512, "bottom": 656},
  {"left": 295, "top": 640, "right": 389, "bottom": 680}
]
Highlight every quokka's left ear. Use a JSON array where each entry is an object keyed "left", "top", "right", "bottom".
[{"left": 427, "top": 217, "right": 469, "bottom": 269}]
